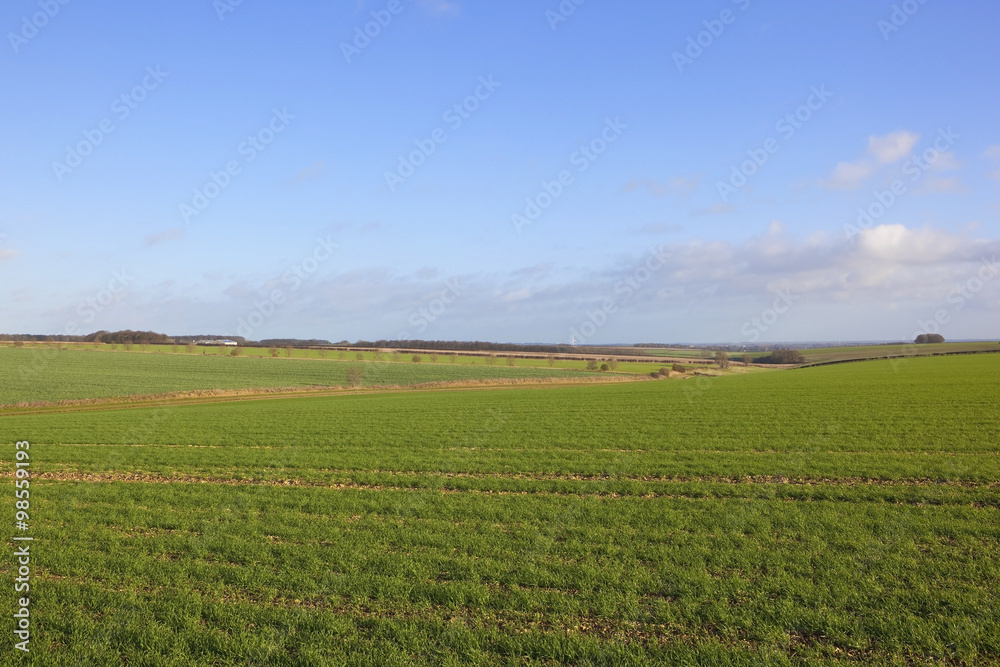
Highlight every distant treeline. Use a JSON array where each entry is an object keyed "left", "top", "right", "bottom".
[
  {"left": 757, "top": 349, "right": 806, "bottom": 364},
  {"left": 0, "top": 330, "right": 174, "bottom": 345},
  {"left": 258, "top": 339, "right": 333, "bottom": 348},
  {"left": 349, "top": 340, "right": 651, "bottom": 356}
]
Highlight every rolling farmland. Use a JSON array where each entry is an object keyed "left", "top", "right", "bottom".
[
  {"left": 2, "top": 353, "right": 998, "bottom": 664},
  {"left": 0, "top": 346, "right": 612, "bottom": 407}
]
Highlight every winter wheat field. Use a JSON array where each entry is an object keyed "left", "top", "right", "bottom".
[{"left": 2, "top": 346, "right": 998, "bottom": 665}]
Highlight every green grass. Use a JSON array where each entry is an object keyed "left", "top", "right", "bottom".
[
  {"left": 798, "top": 341, "right": 1000, "bottom": 365},
  {"left": 0, "top": 346, "right": 611, "bottom": 406},
  {"left": 1, "top": 355, "right": 997, "bottom": 664}
]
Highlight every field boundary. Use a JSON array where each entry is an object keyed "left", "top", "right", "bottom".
[{"left": 0, "top": 374, "right": 645, "bottom": 416}]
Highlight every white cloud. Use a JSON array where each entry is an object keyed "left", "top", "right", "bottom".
[
  {"left": 820, "top": 130, "right": 920, "bottom": 190},
  {"left": 821, "top": 160, "right": 877, "bottom": 190},
  {"left": 868, "top": 130, "right": 920, "bottom": 164}
]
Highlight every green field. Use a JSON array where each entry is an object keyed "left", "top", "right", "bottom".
[
  {"left": 0, "top": 347, "right": 614, "bottom": 406},
  {"left": 2, "top": 354, "right": 998, "bottom": 664},
  {"left": 798, "top": 341, "right": 1000, "bottom": 365}
]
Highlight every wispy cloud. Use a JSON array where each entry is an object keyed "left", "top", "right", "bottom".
[
  {"left": 691, "top": 202, "right": 737, "bottom": 216},
  {"left": 623, "top": 175, "right": 701, "bottom": 200},
  {"left": 984, "top": 145, "right": 1000, "bottom": 182},
  {"left": 144, "top": 228, "right": 184, "bottom": 247},
  {"left": 820, "top": 130, "right": 920, "bottom": 189},
  {"left": 292, "top": 161, "right": 325, "bottom": 183}
]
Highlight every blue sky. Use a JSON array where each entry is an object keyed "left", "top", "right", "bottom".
[{"left": 2, "top": 0, "right": 999, "bottom": 344}]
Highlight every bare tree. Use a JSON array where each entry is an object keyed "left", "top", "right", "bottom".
[
  {"left": 714, "top": 350, "right": 730, "bottom": 369},
  {"left": 346, "top": 366, "right": 364, "bottom": 387},
  {"left": 742, "top": 353, "right": 753, "bottom": 366},
  {"left": 269, "top": 347, "right": 279, "bottom": 358}
]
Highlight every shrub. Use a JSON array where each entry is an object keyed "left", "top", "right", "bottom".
[
  {"left": 758, "top": 349, "right": 805, "bottom": 364},
  {"left": 600, "top": 363, "right": 610, "bottom": 371},
  {"left": 269, "top": 347, "right": 279, "bottom": 358},
  {"left": 230, "top": 347, "right": 240, "bottom": 357},
  {"left": 412, "top": 354, "right": 422, "bottom": 363},
  {"left": 650, "top": 371, "right": 660, "bottom": 379},
  {"left": 586, "top": 359, "right": 599, "bottom": 371},
  {"left": 672, "top": 363, "right": 686, "bottom": 373}
]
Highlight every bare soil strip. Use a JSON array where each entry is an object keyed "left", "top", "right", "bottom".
[
  {"left": 17, "top": 470, "right": 998, "bottom": 491},
  {"left": 0, "top": 375, "right": 642, "bottom": 416}
]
